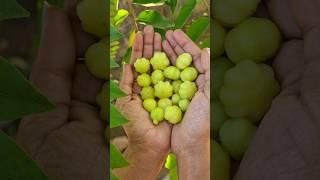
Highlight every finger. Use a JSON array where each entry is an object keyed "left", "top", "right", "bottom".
[
  {"left": 72, "top": 64, "right": 104, "bottom": 104},
  {"left": 17, "top": 5, "right": 75, "bottom": 155},
  {"left": 154, "top": 32, "right": 162, "bottom": 52},
  {"left": 162, "top": 40, "right": 178, "bottom": 64},
  {"left": 119, "top": 64, "right": 134, "bottom": 94},
  {"left": 166, "top": 30, "right": 184, "bottom": 55},
  {"left": 173, "top": 29, "right": 204, "bottom": 73},
  {"left": 265, "top": 0, "right": 302, "bottom": 39},
  {"left": 200, "top": 48, "right": 210, "bottom": 75},
  {"left": 130, "top": 31, "right": 143, "bottom": 64},
  {"left": 143, "top": 25, "right": 154, "bottom": 59}
]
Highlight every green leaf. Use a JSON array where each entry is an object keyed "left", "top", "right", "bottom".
[
  {"left": 0, "top": 57, "right": 55, "bottom": 121},
  {"left": 0, "top": 131, "right": 50, "bottom": 179},
  {"left": 110, "top": 26, "right": 123, "bottom": 42},
  {"left": 122, "top": 48, "right": 132, "bottom": 64},
  {"left": 133, "top": 0, "right": 166, "bottom": 6},
  {"left": 110, "top": 80, "right": 126, "bottom": 101},
  {"left": 0, "top": 0, "right": 30, "bottom": 21},
  {"left": 186, "top": 16, "right": 210, "bottom": 41},
  {"left": 110, "top": 104, "right": 128, "bottom": 128},
  {"left": 154, "top": 28, "right": 166, "bottom": 39},
  {"left": 137, "top": 10, "right": 173, "bottom": 29},
  {"left": 174, "top": 0, "right": 196, "bottom": 28},
  {"left": 199, "top": 38, "right": 210, "bottom": 48},
  {"left": 110, "top": 59, "right": 120, "bottom": 69},
  {"left": 110, "top": 143, "right": 130, "bottom": 168},
  {"left": 110, "top": 170, "right": 120, "bottom": 180},
  {"left": 165, "top": 0, "right": 178, "bottom": 14},
  {"left": 46, "top": 0, "right": 64, "bottom": 8},
  {"left": 165, "top": 153, "right": 178, "bottom": 180},
  {"left": 113, "top": 9, "right": 129, "bottom": 27}
]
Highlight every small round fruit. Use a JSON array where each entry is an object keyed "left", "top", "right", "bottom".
[
  {"left": 137, "top": 73, "right": 151, "bottom": 87},
  {"left": 143, "top": 99, "right": 157, "bottom": 112},
  {"left": 213, "top": 21, "right": 226, "bottom": 58},
  {"left": 225, "top": 18, "right": 282, "bottom": 64},
  {"left": 211, "top": 140, "right": 231, "bottom": 180},
  {"left": 165, "top": 106, "right": 182, "bottom": 124},
  {"left": 219, "top": 118, "right": 257, "bottom": 160},
  {"left": 176, "top": 53, "right": 192, "bottom": 69},
  {"left": 85, "top": 40, "right": 107, "bottom": 79},
  {"left": 179, "top": 81, "right": 197, "bottom": 99},
  {"left": 180, "top": 67, "right": 198, "bottom": 81},
  {"left": 211, "top": 100, "right": 228, "bottom": 133},
  {"left": 150, "top": 52, "right": 170, "bottom": 70},
  {"left": 134, "top": 58, "right": 150, "bottom": 73},
  {"left": 158, "top": 98, "right": 172, "bottom": 110},
  {"left": 172, "top": 80, "right": 182, "bottom": 94},
  {"left": 151, "top": 70, "right": 164, "bottom": 84},
  {"left": 163, "top": 66, "right": 181, "bottom": 80},
  {"left": 77, "top": 0, "right": 107, "bottom": 37},
  {"left": 150, "top": 107, "right": 164, "bottom": 124},
  {"left": 154, "top": 81, "right": 173, "bottom": 98},
  {"left": 140, "top": 86, "right": 155, "bottom": 100},
  {"left": 178, "top": 99, "right": 190, "bottom": 112},
  {"left": 171, "top": 94, "right": 180, "bottom": 105}
]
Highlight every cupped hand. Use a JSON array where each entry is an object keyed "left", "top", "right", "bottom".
[
  {"left": 114, "top": 26, "right": 171, "bottom": 179},
  {"left": 235, "top": 0, "right": 320, "bottom": 179},
  {"left": 16, "top": 1, "right": 107, "bottom": 180}
]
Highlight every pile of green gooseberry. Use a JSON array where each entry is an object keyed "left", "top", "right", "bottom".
[
  {"left": 212, "top": 0, "right": 281, "bottom": 179},
  {"left": 134, "top": 52, "right": 198, "bottom": 125},
  {"left": 76, "top": 0, "right": 108, "bottom": 123}
]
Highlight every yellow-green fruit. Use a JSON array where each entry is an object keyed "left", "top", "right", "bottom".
[
  {"left": 143, "top": 99, "right": 157, "bottom": 112},
  {"left": 179, "top": 81, "right": 197, "bottom": 99},
  {"left": 134, "top": 58, "right": 150, "bottom": 73},
  {"left": 77, "top": 0, "right": 107, "bottom": 38},
  {"left": 158, "top": 98, "right": 172, "bottom": 110},
  {"left": 178, "top": 99, "right": 190, "bottom": 112},
  {"left": 150, "top": 107, "right": 164, "bottom": 124},
  {"left": 154, "top": 81, "right": 173, "bottom": 98},
  {"left": 85, "top": 39, "right": 107, "bottom": 79},
  {"left": 151, "top": 70, "right": 164, "bottom": 84},
  {"left": 165, "top": 106, "right": 182, "bottom": 124},
  {"left": 171, "top": 94, "right": 180, "bottom": 105},
  {"left": 211, "top": 140, "right": 231, "bottom": 180},
  {"left": 96, "top": 82, "right": 107, "bottom": 121},
  {"left": 150, "top": 52, "right": 170, "bottom": 70},
  {"left": 180, "top": 67, "right": 198, "bottom": 81},
  {"left": 163, "top": 66, "right": 181, "bottom": 80},
  {"left": 176, "top": 53, "right": 192, "bottom": 69},
  {"left": 172, "top": 80, "right": 182, "bottom": 94},
  {"left": 140, "top": 86, "right": 155, "bottom": 100},
  {"left": 137, "top": 73, "right": 151, "bottom": 87},
  {"left": 213, "top": 21, "right": 226, "bottom": 58}
]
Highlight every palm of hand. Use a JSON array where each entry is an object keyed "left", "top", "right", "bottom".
[{"left": 236, "top": 1, "right": 320, "bottom": 179}]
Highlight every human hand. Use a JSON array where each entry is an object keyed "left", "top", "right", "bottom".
[
  {"left": 162, "top": 29, "right": 210, "bottom": 179},
  {"left": 114, "top": 26, "right": 171, "bottom": 180},
  {"left": 16, "top": 1, "right": 107, "bottom": 180},
  {"left": 235, "top": 0, "right": 320, "bottom": 179}
]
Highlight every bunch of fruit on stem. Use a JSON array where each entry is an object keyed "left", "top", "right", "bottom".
[
  {"left": 212, "top": 0, "right": 281, "bottom": 179},
  {"left": 134, "top": 52, "right": 198, "bottom": 125}
]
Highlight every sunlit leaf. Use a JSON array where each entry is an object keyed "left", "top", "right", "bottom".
[
  {"left": 110, "top": 80, "right": 126, "bottom": 101},
  {"left": 122, "top": 48, "right": 132, "bottom": 64},
  {"left": 110, "top": 143, "right": 130, "bottom": 168},
  {"left": 110, "top": 104, "right": 128, "bottom": 128},
  {"left": 186, "top": 16, "right": 209, "bottom": 41},
  {"left": 174, "top": 0, "right": 196, "bottom": 28},
  {"left": 165, "top": 0, "right": 178, "bottom": 14},
  {"left": 110, "top": 170, "right": 120, "bottom": 180},
  {"left": 0, "top": 57, "right": 55, "bottom": 121},
  {"left": 110, "top": 26, "right": 123, "bottom": 42},
  {"left": 110, "top": 60, "right": 120, "bottom": 69},
  {"left": 165, "top": 153, "right": 178, "bottom": 180},
  {"left": 113, "top": 9, "right": 129, "bottom": 27},
  {"left": 133, "top": 0, "right": 166, "bottom": 6},
  {"left": 199, "top": 38, "right": 210, "bottom": 48},
  {"left": 0, "top": 131, "right": 50, "bottom": 179},
  {"left": 137, "top": 10, "right": 173, "bottom": 29},
  {"left": 0, "top": 0, "right": 30, "bottom": 21}
]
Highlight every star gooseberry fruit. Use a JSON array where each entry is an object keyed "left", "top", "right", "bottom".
[
  {"left": 164, "top": 106, "right": 182, "bottom": 124},
  {"left": 137, "top": 73, "right": 152, "bottom": 87},
  {"left": 150, "top": 107, "right": 164, "bottom": 125},
  {"left": 178, "top": 99, "right": 190, "bottom": 112},
  {"left": 179, "top": 81, "right": 197, "bottom": 100},
  {"left": 164, "top": 66, "right": 180, "bottom": 80},
  {"left": 171, "top": 94, "right": 180, "bottom": 105},
  {"left": 134, "top": 58, "right": 150, "bottom": 73},
  {"left": 151, "top": 70, "right": 164, "bottom": 84},
  {"left": 172, "top": 80, "right": 182, "bottom": 94},
  {"left": 154, "top": 81, "right": 173, "bottom": 99},
  {"left": 143, "top": 99, "right": 157, "bottom": 112},
  {"left": 158, "top": 98, "right": 172, "bottom": 110},
  {"left": 176, "top": 53, "right": 192, "bottom": 69},
  {"left": 150, "top": 52, "right": 170, "bottom": 70},
  {"left": 77, "top": 0, "right": 107, "bottom": 38},
  {"left": 85, "top": 38, "right": 107, "bottom": 79},
  {"left": 140, "top": 86, "right": 155, "bottom": 100},
  {"left": 180, "top": 67, "right": 198, "bottom": 81}
]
